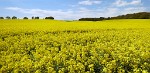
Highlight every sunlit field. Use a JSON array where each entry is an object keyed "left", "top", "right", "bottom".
[
  {"left": 0, "top": 19, "right": 150, "bottom": 31},
  {"left": 0, "top": 19, "right": 150, "bottom": 73}
]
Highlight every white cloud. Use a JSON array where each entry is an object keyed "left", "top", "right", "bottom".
[
  {"left": 6, "top": 7, "right": 115, "bottom": 20},
  {"left": 5, "top": 6, "right": 146, "bottom": 20},
  {"left": 5, "top": 7, "right": 21, "bottom": 10},
  {"left": 114, "top": 0, "right": 142, "bottom": 7},
  {"left": 130, "top": 0, "right": 142, "bottom": 5},
  {"left": 5, "top": 7, "right": 74, "bottom": 19},
  {"left": 122, "top": 7, "right": 146, "bottom": 14},
  {"left": 78, "top": 0, "right": 102, "bottom": 5},
  {"left": 106, "top": 8, "right": 119, "bottom": 16}
]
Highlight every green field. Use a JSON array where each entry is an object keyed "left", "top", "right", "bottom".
[{"left": 0, "top": 19, "right": 150, "bottom": 73}]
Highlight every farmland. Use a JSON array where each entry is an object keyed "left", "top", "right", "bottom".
[{"left": 0, "top": 19, "right": 150, "bottom": 73}]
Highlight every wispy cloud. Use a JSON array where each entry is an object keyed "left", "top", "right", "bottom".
[
  {"left": 1, "top": 0, "right": 149, "bottom": 20},
  {"left": 78, "top": 0, "right": 102, "bottom": 5},
  {"left": 5, "top": 6, "right": 146, "bottom": 20},
  {"left": 114, "top": 0, "right": 142, "bottom": 7},
  {"left": 5, "top": 7, "right": 74, "bottom": 19},
  {"left": 5, "top": 7, "right": 117, "bottom": 19},
  {"left": 122, "top": 7, "right": 146, "bottom": 14}
]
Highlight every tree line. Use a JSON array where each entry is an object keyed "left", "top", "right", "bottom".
[
  {"left": 0, "top": 16, "right": 54, "bottom": 20},
  {"left": 79, "top": 17, "right": 105, "bottom": 21},
  {"left": 1, "top": 12, "right": 150, "bottom": 20},
  {"left": 79, "top": 12, "right": 150, "bottom": 21}
]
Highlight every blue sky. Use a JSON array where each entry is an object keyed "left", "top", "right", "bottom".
[{"left": 0, "top": 0, "right": 150, "bottom": 20}]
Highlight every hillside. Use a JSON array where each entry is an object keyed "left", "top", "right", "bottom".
[
  {"left": 111, "top": 12, "right": 150, "bottom": 19},
  {"left": 79, "top": 12, "right": 150, "bottom": 21}
]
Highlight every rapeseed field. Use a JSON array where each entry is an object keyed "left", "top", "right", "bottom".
[{"left": 0, "top": 19, "right": 150, "bottom": 73}]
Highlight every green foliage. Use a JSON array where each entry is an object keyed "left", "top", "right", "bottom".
[
  {"left": 79, "top": 17, "right": 104, "bottom": 21},
  {"left": 35, "top": 17, "right": 39, "bottom": 19},
  {"left": 32, "top": 16, "right": 34, "bottom": 19},
  {"left": 79, "top": 12, "right": 150, "bottom": 21},
  {"left": 45, "top": 16, "right": 54, "bottom": 20},
  {"left": 0, "top": 17, "right": 4, "bottom": 19},
  {"left": 111, "top": 12, "right": 150, "bottom": 19},
  {"left": 12, "top": 16, "right": 17, "bottom": 19},
  {"left": 6, "top": 16, "right": 11, "bottom": 19},
  {"left": 23, "top": 17, "right": 28, "bottom": 19}
]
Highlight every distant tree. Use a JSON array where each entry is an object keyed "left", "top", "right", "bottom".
[
  {"left": 139, "top": 12, "right": 150, "bottom": 19},
  {"left": 109, "top": 12, "right": 150, "bottom": 19},
  {"left": 35, "top": 17, "right": 39, "bottom": 19},
  {"left": 6, "top": 16, "right": 11, "bottom": 19},
  {"left": 79, "top": 12, "right": 150, "bottom": 21},
  {"left": 0, "top": 17, "right": 4, "bottom": 19},
  {"left": 100, "top": 17, "right": 105, "bottom": 20},
  {"left": 32, "top": 16, "right": 34, "bottom": 19},
  {"left": 45, "top": 16, "right": 54, "bottom": 20},
  {"left": 79, "top": 18, "right": 105, "bottom": 21},
  {"left": 23, "top": 17, "right": 28, "bottom": 19},
  {"left": 107, "top": 17, "right": 111, "bottom": 20},
  {"left": 12, "top": 16, "right": 17, "bottom": 19}
]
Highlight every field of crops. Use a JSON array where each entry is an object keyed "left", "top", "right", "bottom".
[{"left": 0, "top": 19, "right": 150, "bottom": 73}]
